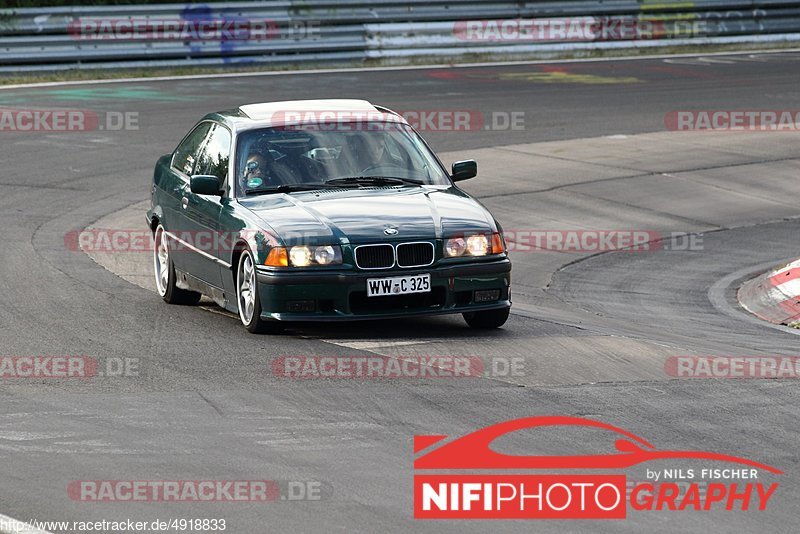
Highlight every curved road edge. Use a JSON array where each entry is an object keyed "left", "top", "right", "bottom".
[{"left": 739, "top": 258, "right": 800, "bottom": 328}]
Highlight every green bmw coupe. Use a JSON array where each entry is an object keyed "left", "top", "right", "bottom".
[{"left": 147, "top": 99, "right": 511, "bottom": 333}]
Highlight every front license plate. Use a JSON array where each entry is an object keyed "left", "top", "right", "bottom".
[{"left": 367, "top": 274, "right": 431, "bottom": 297}]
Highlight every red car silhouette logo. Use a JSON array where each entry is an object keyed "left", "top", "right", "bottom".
[{"left": 414, "top": 416, "right": 782, "bottom": 473}]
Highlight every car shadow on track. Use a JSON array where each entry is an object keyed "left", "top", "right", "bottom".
[
  {"left": 198, "top": 302, "right": 514, "bottom": 340},
  {"left": 289, "top": 315, "right": 514, "bottom": 341}
]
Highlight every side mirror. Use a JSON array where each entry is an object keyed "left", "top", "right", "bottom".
[
  {"left": 190, "top": 175, "right": 222, "bottom": 196},
  {"left": 452, "top": 160, "right": 477, "bottom": 182}
]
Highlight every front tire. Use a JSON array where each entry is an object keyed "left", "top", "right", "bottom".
[
  {"left": 237, "top": 249, "right": 283, "bottom": 334},
  {"left": 463, "top": 307, "right": 510, "bottom": 329},
  {"left": 153, "top": 225, "right": 201, "bottom": 305}
]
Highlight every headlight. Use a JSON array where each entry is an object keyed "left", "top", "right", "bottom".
[
  {"left": 445, "top": 233, "right": 504, "bottom": 257},
  {"left": 289, "top": 246, "right": 313, "bottom": 267},
  {"left": 444, "top": 237, "right": 466, "bottom": 257},
  {"left": 270, "top": 245, "right": 342, "bottom": 267},
  {"left": 314, "top": 245, "right": 337, "bottom": 265},
  {"left": 466, "top": 235, "right": 489, "bottom": 256}
]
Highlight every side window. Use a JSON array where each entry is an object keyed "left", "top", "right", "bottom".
[
  {"left": 172, "top": 122, "right": 213, "bottom": 177},
  {"left": 194, "top": 124, "right": 232, "bottom": 181}
]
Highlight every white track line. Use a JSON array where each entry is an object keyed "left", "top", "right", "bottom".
[
  {"left": 0, "top": 514, "right": 52, "bottom": 534},
  {"left": 2, "top": 48, "right": 800, "bottom": 90}
]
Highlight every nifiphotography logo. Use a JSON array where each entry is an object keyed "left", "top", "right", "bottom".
[{"left": 413, "top": 416, "right": 781, "bottom": 519}]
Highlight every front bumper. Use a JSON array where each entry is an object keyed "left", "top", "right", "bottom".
[{"left": 255, "top": 258, "right": 511, "bottom": 321}]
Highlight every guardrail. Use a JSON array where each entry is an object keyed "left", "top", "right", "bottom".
[{"left": 1, "top": 1, "right": 800, "bottom": 72}]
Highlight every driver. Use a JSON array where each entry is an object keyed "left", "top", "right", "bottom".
[
  {"left": 241, "top": 151, "right": 272, "bottom": 192},
  {"left": 241, "top": 149, "right": 303, "bottom": 191},
  {"left": 349, "top": 134, "right": 389, "bottom": 174}
]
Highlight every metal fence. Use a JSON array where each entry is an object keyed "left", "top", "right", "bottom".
[{"left": 2, "top": 1, "right": 800, "bottom": 72}]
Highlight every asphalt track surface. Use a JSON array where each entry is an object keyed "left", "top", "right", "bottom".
[{"left": 2, "top": 51, "right": 800, "bottom": 532}]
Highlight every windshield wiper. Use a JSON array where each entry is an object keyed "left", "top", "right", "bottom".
[
  {"left": 325, "top": 176, "right": 424, "bottom": 187},
  {"left": 244, "top": 183, "right": 330, "bottom": 195}
]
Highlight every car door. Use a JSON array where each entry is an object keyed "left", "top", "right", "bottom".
[
  {"left": 166, "top": 121, "right": 214, "bottom": 274},
  {"left": 180, "top": 122, "right": 232, "bottom": 288}
]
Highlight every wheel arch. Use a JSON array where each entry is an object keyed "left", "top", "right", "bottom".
[
  {"left": 148, "top": 205, "right": 165, "bottom": 235},
  {"left": 231, "top": 239, "right": 250, "bottom": 276}
]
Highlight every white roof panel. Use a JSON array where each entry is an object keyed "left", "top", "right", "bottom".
[{"left": 239, "top": 99, "right": 379, "bottom": 120}]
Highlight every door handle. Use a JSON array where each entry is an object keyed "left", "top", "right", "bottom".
[{"left": 181, "top": 197, "right": 189, "bottom": 209}]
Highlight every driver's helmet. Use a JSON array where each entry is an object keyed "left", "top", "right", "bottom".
[{"left": 241, "top": 150, "right": 270, "bottom": 191}]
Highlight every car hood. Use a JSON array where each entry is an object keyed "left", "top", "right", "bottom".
[{"left": 238, "top": 186, "right": 496, "bottom": 245}]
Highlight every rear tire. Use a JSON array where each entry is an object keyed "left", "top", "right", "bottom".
[
  {"left": 153, "top": 225, "right": 201, "bottom": 305},
  {"left": 463, "top": 307, "right": 510, "bottom": 329},
  {"left": 237, "top": 249, "right": 283, "bottom": 334}
]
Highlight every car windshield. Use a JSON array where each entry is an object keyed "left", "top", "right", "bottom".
[{"left": 235, "top": 122, "right": 450, "bottom": 196}]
